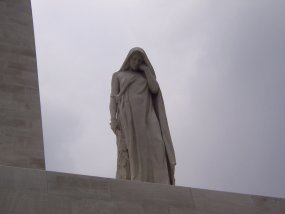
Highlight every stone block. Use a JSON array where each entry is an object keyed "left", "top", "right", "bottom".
[
  {"left": 0, "top": 166, "right": 284, "bottom": 214},
  {"left": 0, "top": 165, "right": 48, "bottom": 214},
  {"left": 251, "top": 195, "right": 285, "bottom": 214},
  {"left": 0, "top": 164, "right": 46, "bottom": 191},
  {"left": 47, "top": 171, "right": 112, "bottom": 213},
  {"left": 113, "top": 201, "right": 144, "bottom": 214},
  {"left": 0, "top": 190, "right": 48, "bottom": 214},
  {"left": 47, "top": 171, "right": 111, "bottom": 199},
  {"left": 111, "top": 178, "right": 195, "bottom": 208},
  {"left": 46, "top": 171, "right": 196, "bottom": 214},
  {"left": 192, "top": 188, "right": 256, "bottom": 214}
]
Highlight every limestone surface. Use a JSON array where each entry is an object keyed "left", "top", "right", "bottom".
[
  {"left": 1, "top": 165, "right": 284, "bottom": 214},
  {"left": 0, "top": 0, "right": 45, "bottom": 169}
]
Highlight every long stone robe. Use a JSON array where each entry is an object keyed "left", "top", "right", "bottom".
[{"left": 114, "top": 70, "right": 170, "bottom": 184}]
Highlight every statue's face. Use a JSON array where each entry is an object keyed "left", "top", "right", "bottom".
[{"left": 129, "top": 53, "right": 143, "bottom": 71}]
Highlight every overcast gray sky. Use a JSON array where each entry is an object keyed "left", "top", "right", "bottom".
[{"left": 31, "top": 0, "right": 285, "bottom": 198}]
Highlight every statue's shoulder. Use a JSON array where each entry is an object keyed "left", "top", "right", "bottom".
[
  {"left": 113, "top": 71, "right": 128, "bottom": 78},
  {"left": 112, "top": 71, "right": 120, "bottom": 79}
]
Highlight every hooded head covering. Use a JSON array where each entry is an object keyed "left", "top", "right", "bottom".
[{"left": 119, "top": 47, "right": 156, "bottom": 77}]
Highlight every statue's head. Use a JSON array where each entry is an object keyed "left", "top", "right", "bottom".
[
  {"left": 129, "top": 51, "right": 144, "bottom": 71},
  {"left": 120, "top": 47, "right": 156, "bottom": 77}
]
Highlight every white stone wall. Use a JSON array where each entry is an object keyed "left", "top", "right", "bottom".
[{"left": 0, "top": 165, "right": 284, "bottom": 214}]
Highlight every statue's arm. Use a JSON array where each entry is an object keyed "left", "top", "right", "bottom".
[
  {"left": 140, "top": 65, "right": 159, "bottom": 94},
  {"left": 109, "top": 73, "right": 119, "bottom": 134}
]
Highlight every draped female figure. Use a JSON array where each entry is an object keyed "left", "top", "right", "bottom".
[{"left": 109, "top": 47, "right": 176, "bottom": 185}]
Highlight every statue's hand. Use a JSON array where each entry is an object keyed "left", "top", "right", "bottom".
[
  {"left": 139, "top": 64, "right": 149, "bottom": 72},
  {"left": 110, "top": 118, "right": 119, "bottom": 135}
]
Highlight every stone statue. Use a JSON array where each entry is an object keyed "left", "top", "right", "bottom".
[{"left": 109, "top": 47, "right": 176, "bottom": 185}]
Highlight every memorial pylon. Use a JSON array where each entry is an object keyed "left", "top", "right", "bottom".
[{"left": 0, "top": 0, "right": 45, "bottom": 169}]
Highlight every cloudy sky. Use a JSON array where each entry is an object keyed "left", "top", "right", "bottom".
[{"left": 31, "top": 0, "right": 285, "bottom": 198}]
